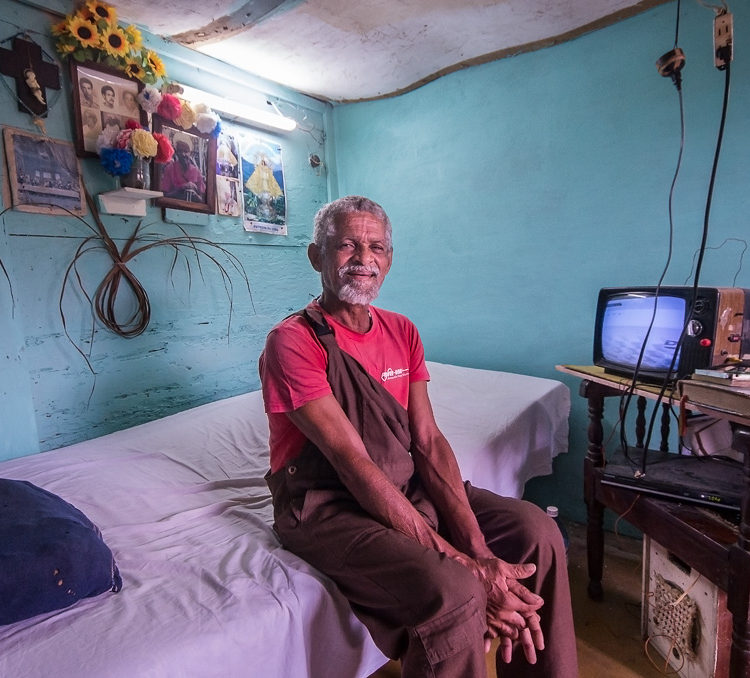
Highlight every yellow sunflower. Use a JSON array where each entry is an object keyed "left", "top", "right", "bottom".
[
  {"left": 75, "top": 6, "right": 99, "bottom": 26},
  {"left": 124, "top": 58, "right": 146, "bottom": 81},
  {"left": 67, "top": 15, "right": 100, "bottom": 49},
  {"left": 124, "top": 25, "right": 143, "bottom": 51},
  {"left": 101, "top": 25, "right": 130, "bottom": 59},
  {"left": 86, "top": 0, "right": 117, "bottom": 26},
  {"left": 145, "top": 50, "right": 166, "bottom": 79},
  {"left": 51, "top": 19, "right": 69, "bottom": 37}
]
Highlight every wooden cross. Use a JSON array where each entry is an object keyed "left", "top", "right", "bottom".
[{"left": 0, "top": 37, "right": 60, "bottom": 118}]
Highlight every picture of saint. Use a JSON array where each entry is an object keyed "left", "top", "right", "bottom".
[
  {"left": 216, "top": 133, "right": 239, "bottom": 178},
  {"left": 240, "top": 135, "right": 286, "bottom": 235},
  {"left": 216, "top": 176, "right": 241, "bottom": 217},
  {"left": 245, "top": 151, "right": 283, "bottom": 222}
]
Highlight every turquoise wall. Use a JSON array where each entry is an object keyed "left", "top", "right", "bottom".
[
  {"left": 1, "top": 0, "right": 330, "bottom": 459},
  {"left": 4, "top": 0, "right": 750, "bottom": 525},
  {"left": 331, "top": 1, "right": 750, "bottom": 522}
]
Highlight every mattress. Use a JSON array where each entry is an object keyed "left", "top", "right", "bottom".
[{"left": 0, "top": 361, "right": 569, "bottom": 677}]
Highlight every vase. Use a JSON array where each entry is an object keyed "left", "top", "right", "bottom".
[{"left": 120, "top": 156, "right": 151, "bottom": 190}]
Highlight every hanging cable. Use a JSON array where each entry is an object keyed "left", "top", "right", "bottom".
[
  {"left": 618, "top": 0, "right": 685, "bottom": 461},
  {"left": 640, "top": 57, "right": 733, "bottom": 472},
  {"left": 618, "top": 81, "right": 685, "bottom": 460}
]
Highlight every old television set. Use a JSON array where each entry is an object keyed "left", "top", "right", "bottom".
[{"left": 593, "top": 286, "right": 750, "bottom": 382}]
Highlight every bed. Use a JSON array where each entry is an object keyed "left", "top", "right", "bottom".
[{"left": 0, "top": 361, "right": 569, "bottom": 678}]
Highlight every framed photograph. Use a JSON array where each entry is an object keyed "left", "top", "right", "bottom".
[
  {"left": 152, "top": 115, "right": 216, "bottom": 214},
  {"left": 70, "top": 61, "right": 147, "bottom": 158},
  {"left": 2, "top": 126, "right": 86, "bottom": 216}
]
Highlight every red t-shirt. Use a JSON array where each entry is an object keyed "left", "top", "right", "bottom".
[{"left": 259, "top": 300, "right": 430, "bottom": 472}]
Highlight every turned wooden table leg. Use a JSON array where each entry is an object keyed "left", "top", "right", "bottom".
[
  {"left": 581, "top": 380, "right": 607, "bottom": 600},
  {"left": 660, "top": 402, "right": 671, "bottom": 453},
  {"left": 635, "top": 396, "right": 646, "bottom": 448}
]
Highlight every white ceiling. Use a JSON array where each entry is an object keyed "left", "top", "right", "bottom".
[{"left": 116, "top": 0, "right": 671, "bottom": 102}]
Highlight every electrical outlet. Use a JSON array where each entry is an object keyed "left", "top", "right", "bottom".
[{"left": 713, "top": 10, "right": 733, "bottom": 69}]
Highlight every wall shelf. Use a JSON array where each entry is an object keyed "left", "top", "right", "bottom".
[{"left": 98, "top": 187, "right": 163, "bottom": 217}]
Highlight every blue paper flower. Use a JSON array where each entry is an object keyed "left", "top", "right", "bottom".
[{"left": 100, "top": 148, "right": 134, "bottom": 176}]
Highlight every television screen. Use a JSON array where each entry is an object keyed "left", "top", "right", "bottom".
[{"left": 600, "top": 294, "right": 685, "bottom": 371}]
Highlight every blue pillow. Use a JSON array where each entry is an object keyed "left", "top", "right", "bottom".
[{"left": 0, "top": 479, "right": 122, "bottom": 625}]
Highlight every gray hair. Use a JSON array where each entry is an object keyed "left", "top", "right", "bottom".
[{"left": 312, "top": 196, "right": 392, "bottom": 251}]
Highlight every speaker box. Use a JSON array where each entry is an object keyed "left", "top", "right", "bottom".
[{"left": 641, "top": 537, "right": 732, "bottom": 677}]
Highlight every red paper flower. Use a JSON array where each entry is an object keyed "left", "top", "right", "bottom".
[
  {"left": 152, "top": 132, "right": 174, "bottom": 164},
  {"left": 156, "top": 93, "right": 182, "bottom": 122},
  {"left": 115, "top": 129, "right": 133, "bottom": 149}
]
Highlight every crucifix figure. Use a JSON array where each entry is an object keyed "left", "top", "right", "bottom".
[{"left": 0, "top": 36, "right": 60, "bottom": 118}]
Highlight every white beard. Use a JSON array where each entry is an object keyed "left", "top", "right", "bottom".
[{"left": 336, "top": 265, "right": 381, "bottom": 305}]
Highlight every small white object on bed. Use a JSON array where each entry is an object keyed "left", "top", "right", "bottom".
[{"left": 0, "top": 361, "right": 569, "bottom": 678}]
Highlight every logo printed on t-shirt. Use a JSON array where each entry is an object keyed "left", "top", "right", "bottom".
[{"left": 381, "top": 366, "right": 409, "bottom": 382}]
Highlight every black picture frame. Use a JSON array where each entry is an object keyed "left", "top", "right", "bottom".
[
  {"left": 152, "top": 115, "right": 216, "bottom": 214},
  {"left": 70, "top": 60, "right": 147, "bottom": 158}
]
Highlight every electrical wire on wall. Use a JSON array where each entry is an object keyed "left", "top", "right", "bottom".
[
  {"left": 618, "top": 0, "right": 735, "bottom": 478},
  {"left": 617, "top": 0, "right": 686, "bottom": 463},
  {"left": 638, "top": 2, "right": 734, "bottom": 472},
  {"left": 683, "top": 237, "right": 747, "bottom": 287}
]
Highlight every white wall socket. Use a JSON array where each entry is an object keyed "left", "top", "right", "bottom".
[{"left": 713, "top": 11, "right": 733, "bottom": 69}]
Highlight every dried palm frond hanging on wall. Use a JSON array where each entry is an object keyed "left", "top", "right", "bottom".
[
  {"left": 0, "top": 250, "right": 15, "bottom": 317},
  {"left": 60, "top": 189, "right": 252, "bottom": 378}
]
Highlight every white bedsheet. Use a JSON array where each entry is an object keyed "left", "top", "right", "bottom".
[
  {"left": 0, "top": 362, "right": 569, "bottom": 678},
  {"left": 425, "top": 361, "right": 570, "bottom": 499}
]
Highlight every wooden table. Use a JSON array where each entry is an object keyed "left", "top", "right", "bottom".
[{"left": 557, "top": 365, "right": 750, "bottom": 677}]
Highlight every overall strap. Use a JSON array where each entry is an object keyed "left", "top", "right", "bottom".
[
  {"left": 280, "top": 306, "right": 415, "bottom": 491},
  {"left": 266, "top": 305, "right": 433, "bottom": 531}
]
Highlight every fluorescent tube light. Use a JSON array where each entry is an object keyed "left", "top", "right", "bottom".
[{"left": 178, "top": 85, "right": 296, "bottom": 132}]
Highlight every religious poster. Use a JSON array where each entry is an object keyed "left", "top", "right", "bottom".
[
  {"left": 2, "top": 126, "right": 85, "bottom": 216},
  {"left": 239, "top": 135, "right": 286, "bottom": 235},
  {"left": 215, "top": 130, "right": 242, "bottom": 217}
]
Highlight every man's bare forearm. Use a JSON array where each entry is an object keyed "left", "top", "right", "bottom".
[{"left": 286, "top": 394, "right": 467, "bottom": 560}]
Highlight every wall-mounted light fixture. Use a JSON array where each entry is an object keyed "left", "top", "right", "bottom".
[{"left": 178, "top": 84, "right": 297, "bottom": 133}]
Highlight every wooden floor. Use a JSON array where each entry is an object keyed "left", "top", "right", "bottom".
[{"left": 368, "top": 521, "right": 670, "bottom": 677}]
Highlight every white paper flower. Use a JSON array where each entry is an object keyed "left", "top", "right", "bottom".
[
  {"left": 96, "top": 125, "right": 120, "bottom": 153},
  {"left": 137, "top": 85, "right": 162, "bottom": 113},
  {"left": 196, "top": 110, "right": 220, "bottom": 134}
]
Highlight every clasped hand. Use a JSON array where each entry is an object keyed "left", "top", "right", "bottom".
[{"left": 475, "top": 557, "right": 544, "bottom": 664}]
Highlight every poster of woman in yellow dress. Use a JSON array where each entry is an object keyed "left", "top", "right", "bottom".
[{"left": 240, "top": 136, "right": 286, "bottom": 235}]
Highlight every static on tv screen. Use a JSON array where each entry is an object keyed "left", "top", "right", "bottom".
[{"left": 601, "top": 294, "right": 685, "bottom": 370}]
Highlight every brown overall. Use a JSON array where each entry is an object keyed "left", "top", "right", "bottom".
[{"left": 266, "top": 309, "right": 578, "bottom": 678}]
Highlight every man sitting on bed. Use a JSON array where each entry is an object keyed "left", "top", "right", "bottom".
[{"left": 259, "top": 195, "right": 578, "bottom": 678}]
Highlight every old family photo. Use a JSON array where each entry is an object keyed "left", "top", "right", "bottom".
[{"left": 74, "top": 63, "right": 142, "bottom": 155}]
